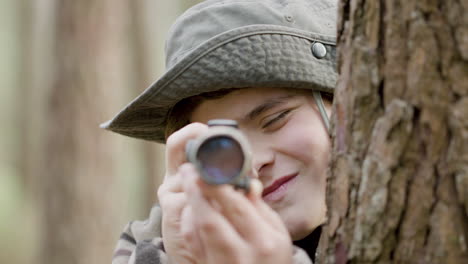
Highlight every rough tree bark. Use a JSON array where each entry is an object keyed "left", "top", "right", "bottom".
[
  {"left": 318, "top": 0, "right": 468, "bottom": 263},
  {"left": 40, "top": 1, "right": 128, "bottom": 263}
]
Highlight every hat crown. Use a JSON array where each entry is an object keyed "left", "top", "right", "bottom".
[{"left": 165, "top": 0, "right": 337, "bottom": 68}]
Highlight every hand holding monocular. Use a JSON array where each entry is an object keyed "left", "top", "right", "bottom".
[{"left": 185, "top": 119, "right": 252, "bottom": 191}]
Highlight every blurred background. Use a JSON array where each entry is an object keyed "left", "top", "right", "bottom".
[{"left": 0, "top": 0, "right": 202, "bottom": 263}]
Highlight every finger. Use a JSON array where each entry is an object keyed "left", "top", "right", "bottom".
[
  {"left": 195, "top": 178, "right": 273, "bottom": 242},
  {"left": 158, "top": 191, "right": 187, "bottom": 220},
  {"left": 165, "top": 122, "right": 208, "bottom": 176},
  {"left": 247, "top": 178, "right": 263, "bottom": 199},
  {"left": 242, "top": 178, "right": 288, "bottom": 231},
  {"left": 182, "top": 165, "right": 244, "bottom": 254},
  {"left": 158, "top": 164, "right": 197, "bottom": 218},
  {"left": 158, "top": 175, "right": 182, "bottom": 195},
  {"left": 180, "top": 205, "right": 205, "bottom": 260},
  {"left": 253, "top": 197, "right": 287, "bottom": 232},
  {"left": 158, "top": 163, "right": 193, "bottom": 195}
]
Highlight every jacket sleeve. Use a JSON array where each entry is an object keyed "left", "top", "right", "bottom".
[
  {"left": 111, "top": 206, "right": 170, "bottom": 264},
  {"left": 111, "top": 205, "right": 314, "bottom": 264}
]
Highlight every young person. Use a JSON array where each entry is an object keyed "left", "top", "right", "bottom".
[{"left": 102, "top": 0, "right": 338, "bottom": 263}]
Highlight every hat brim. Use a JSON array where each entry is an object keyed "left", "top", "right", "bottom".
[{"left": 101, "top": 25, "right": 337, "bottom": 143}]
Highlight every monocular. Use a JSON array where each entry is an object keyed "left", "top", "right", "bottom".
[{"left": 185, "top": 119, "right": 251, "bottom": 190}]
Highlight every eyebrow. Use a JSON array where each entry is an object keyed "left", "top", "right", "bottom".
[{"left": 244, "top": 95, "right": 297, "bottom": 121}]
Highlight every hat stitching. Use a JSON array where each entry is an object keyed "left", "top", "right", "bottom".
[
  {"left": 168, "top": 25, "right": 335, "bottom": 71},
  {"left": 149, "top": 30, "right": 335, "bottom": 105},
  {"left": 149, "top": 36, "right": 336, "bottom": 109}
]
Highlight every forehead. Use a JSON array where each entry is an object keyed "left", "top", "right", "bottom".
[{"left": 190, "top": 87, "right": 305, "bottom": 123}]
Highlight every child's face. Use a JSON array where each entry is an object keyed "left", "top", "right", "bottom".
[{"left": 190, "top": 87, "right": 331, "bottom": 240}]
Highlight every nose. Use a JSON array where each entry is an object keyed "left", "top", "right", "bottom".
[{"left": 250, "top": 138, "right": 274, "bottom": 178}]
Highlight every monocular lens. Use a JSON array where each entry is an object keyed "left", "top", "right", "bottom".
[{"left": 197, "top": 136, "right": 244, "bottom": 184}]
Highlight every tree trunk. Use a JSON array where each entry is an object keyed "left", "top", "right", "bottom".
[
  {"left": 128, "top": 0, "right": 203, "bottom": 211},
  {"left": 128, "top": 0, "right": 166, "bottom": 212},
  {"left": 318, "top": 0, "right": 468, "bottom": 263},
  {"left": 40, "top": 1, "right": 129, "bottom": 263},
  {"left": 17, "top": 0, "right": 34, "bottom": 193}
]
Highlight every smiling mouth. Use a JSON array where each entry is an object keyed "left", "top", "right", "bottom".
[{"left": 262, "top": 174, "right": 298, "bottom": 202}]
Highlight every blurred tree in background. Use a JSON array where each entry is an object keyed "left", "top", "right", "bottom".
[{"left": 0, "top": 0, "right": 201, "bottom": 263}]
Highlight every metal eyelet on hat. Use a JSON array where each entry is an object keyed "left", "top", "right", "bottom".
[
  {"left": 285, "top": 14, "right": 294, "bottom": 22},
  {"left": 311, "top": 42, "right": 327, "bottom": 59}
]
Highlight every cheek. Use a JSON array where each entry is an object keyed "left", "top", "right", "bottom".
[
  {"left": 272, "top": 114, "right": 330, "bottom": 238},
  {"left": 274, "top": 117, "right": 330, "bottom": 167}
]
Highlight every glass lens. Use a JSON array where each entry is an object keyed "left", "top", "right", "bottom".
[{"left": 197, "top": 136, "right": 244, "bottom": 184}]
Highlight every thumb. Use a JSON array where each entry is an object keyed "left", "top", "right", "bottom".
[
  {"left": 248, "top": 178, "right": 288, "bottom": 232},
  {"left": 247, "top": 178, "right": 263, "bottom": 201}
]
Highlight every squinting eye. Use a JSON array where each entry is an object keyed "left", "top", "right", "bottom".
[{"left": 262, "top": 110, "right": 292, "bottom": 129}]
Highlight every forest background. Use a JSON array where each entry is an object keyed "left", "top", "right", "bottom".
[
  {"left": 2, "top": 0, "right": 467, "bottom": 263},
  {"left": 0, "top": 0, "right": 202, "bottom": 263}
]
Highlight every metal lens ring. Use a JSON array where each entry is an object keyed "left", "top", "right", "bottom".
[
  {"left": 197, "top": 135, "right": 244, "bottom": 184},
  {"left": 186, "top": 121, "right": 252, "bottom": 188}
]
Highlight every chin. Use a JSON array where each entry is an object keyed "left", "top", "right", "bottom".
[
  {"left": 290, "top": 225, "right": 318, "bottom": 241},
  {"left": 284, "top": 215, "right": 318, "bottom": 241}
]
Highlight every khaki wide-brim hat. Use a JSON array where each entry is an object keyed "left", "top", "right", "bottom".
[{"left": 101, "top": 0, "right": 338, "bottom": 143}]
